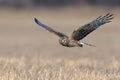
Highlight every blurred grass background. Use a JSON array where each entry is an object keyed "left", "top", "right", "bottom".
[{"left": 0, "top": 0, "right": 120, "bottom": 60}]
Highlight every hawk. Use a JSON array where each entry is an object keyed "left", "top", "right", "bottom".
[{"left": 34, "top": 13, "right": 114, "bottom": 47}]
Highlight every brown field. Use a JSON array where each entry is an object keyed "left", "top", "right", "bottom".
[{"left": 0, "top": 7, "right": 120, "bottom": 80}]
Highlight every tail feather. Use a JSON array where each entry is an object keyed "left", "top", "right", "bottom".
[{"left": 80, "top": 41, "right": 96, "bottom": 47}]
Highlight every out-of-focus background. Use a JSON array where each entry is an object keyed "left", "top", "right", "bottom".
[{"left": 0, "top": 0, "right": 120, "bottom": 60}]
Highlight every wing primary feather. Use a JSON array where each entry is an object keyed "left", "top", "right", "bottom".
[
  {"left": 103, "top": 13, "right": 110, "bottom": 17},
  {"left": 71, "top": 13, "right": 114, "bottom": 41},
  {"left": 106, "top": 21, "right": 111, "bottom": 23},
  {"left": 106, "top": 17, "right": 114, "bottom": 20},
  {"left": 96, "top": 16, "right": 102, "bottom": 20}
]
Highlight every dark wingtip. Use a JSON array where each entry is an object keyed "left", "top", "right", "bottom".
[{"left": 34, "top": 18, "right": 38, "bottom": 24}]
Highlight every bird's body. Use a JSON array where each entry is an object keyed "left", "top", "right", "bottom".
[
  {"left": 34, "top": 13, "right": 114, "bottom": 47},
  {"left": 59, "top": 37, "right": 83, "bottom": 47}
]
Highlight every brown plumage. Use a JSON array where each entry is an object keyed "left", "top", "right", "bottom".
[{"left": 34, "top": 13, "right": 114, "bottom": 47}]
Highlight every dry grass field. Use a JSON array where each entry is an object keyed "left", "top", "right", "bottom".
[
  {"left": 0, "top": 56, "right": 120, "bottom": 80},
  {"left": 0, "top": 7, "right": 120, "bottom": 80}
]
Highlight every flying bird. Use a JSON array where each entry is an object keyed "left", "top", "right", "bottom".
[{"left": 34, "top": 13, "right": 114, "bottom": 47}]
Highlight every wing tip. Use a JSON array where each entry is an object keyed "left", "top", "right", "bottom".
[
  {"left": 105, "top": 13, "right": 114, "bottom": 23},
  {"left": 34, "top": 17, "right": 39, "bottom": 24},
  {"left": 97, "top": 13, "right": 114, "bottom": 23},
  {"left": 34, "top": 17, "right": 43, "bottom": 26}
]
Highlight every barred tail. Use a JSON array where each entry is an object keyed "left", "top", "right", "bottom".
[{"left": 80, "top": 41, "right": 96, "bottom": 47}]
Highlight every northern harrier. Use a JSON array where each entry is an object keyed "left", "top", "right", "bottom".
[{"left": 34, "top": 13, "right": 113, "bottom": 47}]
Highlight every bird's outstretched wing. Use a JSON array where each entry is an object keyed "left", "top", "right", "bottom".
[
  {"left": 71, "top": 13, "right": 114, "bottom": 41},
  {"left": 34, "top": 18, "right": 68, "bottom": 38}
]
